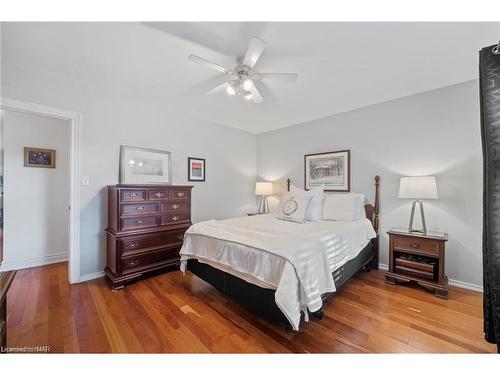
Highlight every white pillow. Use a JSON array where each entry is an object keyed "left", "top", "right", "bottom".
[
  {"left": 322, "top": 193, "right": 366, "bottom": 221},
  {"left": 290, "top": 184, "right": 324, "bottom": 222},
  {"left": 276, "top": 194, "right": 313, "bottom": 223}
]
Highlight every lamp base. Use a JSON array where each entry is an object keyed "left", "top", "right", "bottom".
[
  {"left": 408, "top": 200, "right": 427, "bottom": 235},
  {"left": 258, "top": 196, "right": 270, "bottom": 214}
]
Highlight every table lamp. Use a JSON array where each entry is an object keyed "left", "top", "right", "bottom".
[
  {"left": 398, "top": 176, "right": 438, "bottom": 235},
  {"left": 255, "top": 182, "right": 273, "bottom": 214}
]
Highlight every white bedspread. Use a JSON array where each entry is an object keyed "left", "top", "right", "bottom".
[{"left": 179, "top": 214, "right": 376, "bottom": 330}]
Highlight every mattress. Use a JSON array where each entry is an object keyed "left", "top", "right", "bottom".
[{"left": 179, "top": 214, "right": 376, "bottom": 330}]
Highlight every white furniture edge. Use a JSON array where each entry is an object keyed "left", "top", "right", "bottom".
[
  {"left": 378, "top": 263, "right": 483, "bottom": 293},
  {"left": 0, "top": 97, "right": 82, "bottom": 284}
]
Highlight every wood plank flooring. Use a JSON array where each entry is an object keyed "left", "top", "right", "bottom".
[{"left": 5, "top": 262, "right": 496, "bottom": 353}]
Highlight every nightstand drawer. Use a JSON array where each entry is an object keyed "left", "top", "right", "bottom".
[{"left": 393, "top": 236, "right": 440, "bottom": 256}]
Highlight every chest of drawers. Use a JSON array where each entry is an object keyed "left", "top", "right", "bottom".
[{"left": 105, "top": 184, "right": 193, "bottom": 290}]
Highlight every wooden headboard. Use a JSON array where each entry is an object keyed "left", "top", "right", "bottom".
[{"left": 286, "top": 175, "right": 380, "bottom": 234}]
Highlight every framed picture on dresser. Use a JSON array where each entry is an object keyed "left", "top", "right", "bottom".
[
  {"left": 119, "top": 145, "right": 172, "bottom": 185},
  {"left": 304, "top": 150, "right": 350, "bottom": 191},
  {"left": 188, "top": 157, "right": 205, "bottom": 181}
]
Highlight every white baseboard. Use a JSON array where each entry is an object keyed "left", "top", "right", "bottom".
[
  {"left": 0, "top": 252, "right": 68, "bottom": 271},
  {"left": 447, "top": 278, "right": 483, "bottom": 293},
  {"left": 79, "top": 271, "right": 105, "bottom": 283},
  {"left": 378, "top": 263, "right": 483, "bottom": 293}
]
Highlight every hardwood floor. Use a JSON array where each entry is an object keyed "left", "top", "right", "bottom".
[{"left": 5, "top": 262, "right": 496, "bottom": 353}]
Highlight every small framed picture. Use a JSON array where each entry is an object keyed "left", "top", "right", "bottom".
[
  {"left": 119, "top": 145, "right": 172, "bottom": 185},
  {"left": 24, "top": 147, "right": 56, "bottom": 168},
  {"left": 304, "top": 150, "right": 350, "bottom": 191},
  {"left": 188, "top": 157, "right": 206, "bottom": 182}
]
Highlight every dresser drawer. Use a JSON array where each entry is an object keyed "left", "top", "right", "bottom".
[
  {"left": 121, "top": 247, "right": 180, "bottom": 272},
  {"left": 161, "top": 213, "right": 191, "bottom": 226},
  {"left": 148, "top": 189, "right": 171, "bottom": 201},
  {"left": 171, "top": 188, "right": 190, "bottom": 200},
  {"left": 120, "top": 229, "right": 186, "bottom": 255},
  {"left": 393, "top": 235, "right": 440, "bottom": 256},
  {"left": 121, "top": 203, "right": 158, "bottom": 216},
  {"left": 160, "top": 201, "right": 190, "bottom": 213},
  {"left": 121, "top": 189, "right": 146, "bottom": 202},
  {"left": 121, "top": 215, "right": 158, "bottom": 231}
]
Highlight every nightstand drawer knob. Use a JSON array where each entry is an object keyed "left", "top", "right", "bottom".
[{"left": 410, "top": 243, "right": 420, "bottom": 249}]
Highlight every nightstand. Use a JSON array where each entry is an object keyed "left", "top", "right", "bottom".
[{"left": 385, "top": 228, "right": 448, "bottom": 298}]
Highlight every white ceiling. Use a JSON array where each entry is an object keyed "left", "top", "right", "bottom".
[
  {"left": 3, "top": 22, "right": 499, "bottom": 134},
  {"left": 146, "top": 22, "right": 500, "bottom": 133}
]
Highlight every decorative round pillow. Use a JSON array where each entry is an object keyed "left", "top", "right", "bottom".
[{"left": 282, "top": 197, "right": 299, "bottom": 216}]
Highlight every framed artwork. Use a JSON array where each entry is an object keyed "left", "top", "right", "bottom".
[
  {"left": 188, "top": 157, "right": 205, "bottom": 181},
  {"left": 24, "top": 147, "right": 56, "bottom": 168},
  {"left": 304, "top": 150, "right": 350, "bottom": 192},
  {"left": 119, "top": 145, "right": 172, "bottom": 185}
]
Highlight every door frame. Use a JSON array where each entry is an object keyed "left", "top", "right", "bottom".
[{"left": 0, "top": 97, "right": 81, "bottom": 283}]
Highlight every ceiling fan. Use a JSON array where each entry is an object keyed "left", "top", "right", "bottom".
[{"left": 188, "top": 37, "right": 298, "bottom": 104}]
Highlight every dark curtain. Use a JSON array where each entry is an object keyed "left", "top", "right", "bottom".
[{"left": 480, "top": 44, "right": 500, "bottom": 352}]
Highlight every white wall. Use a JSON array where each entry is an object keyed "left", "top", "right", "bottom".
[
  {"left": 1, "top": 110, "right": 70, "bottom": 270},
  {"left": 1, "top": 23, "right": 258, "bottom": 277},
  {"left": 258, "top": 80, "right": 483, "bottom": 290}
]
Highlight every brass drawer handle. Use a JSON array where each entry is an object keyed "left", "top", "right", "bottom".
[
  {"left": 410, "top": 243, "right": 420, "bottom": 249},
  {"left": 127, "top": 260, "right": 139, "bottom": 267},
  {"left": 176, "top": 192, "right": 185, "bottom": 198},
  {"left": 171, "top": 204, "right": 179, "bottom": 210},
  {"left": 127, "top": 243, "right": 137, "bottom": 249},
  {"left": 129, "top": 192, "right": 137, "bottom": 198},
  {"left": 136, "top": 219, "right": 144, "bottom": 224},
  {"left": 155, "top": 192, "right": 165, "bottom": 198},
  {"left": 136, "top": 206, "right": 144, "bottom": 212},
  {"left": 171, "top": 216, "right": 179, "bottom": 222}
]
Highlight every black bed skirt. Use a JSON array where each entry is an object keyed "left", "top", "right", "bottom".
[{"left": 187, "top": 242, "right": 374, "bottom": 328}]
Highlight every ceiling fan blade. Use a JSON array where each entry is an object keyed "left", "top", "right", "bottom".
[
  {"left": 206, "top": 82, "right": 229, "bottom": 95},
  {"left": 243, "top": 37, "right": 266, "bottom": 68},
  {"left": 254, "top": 73, "right": 298, "bottom": 83},
  {"left": 250, "top": 84, "right": 264, "bottom": 104},
  {"left": 188, "top": 55, "right": 230, "bottom": 74}
]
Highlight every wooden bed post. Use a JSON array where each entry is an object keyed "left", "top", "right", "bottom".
[{"left": 371, "top": 175, "right": 381, "bottom": 270}]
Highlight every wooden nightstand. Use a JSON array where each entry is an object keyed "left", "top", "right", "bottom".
[{"left": 385, "top": 228, "right": 448, "bottom": 299}]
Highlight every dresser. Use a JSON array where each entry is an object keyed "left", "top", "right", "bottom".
[
  {"left": 385, "top": 228, "right": 448, "bottom": 298},
  {"left": 1, "top": 270, "right": 16, "bottom": 352},
  {"left": 105, "top": 184, "right": 193, "bottom": 290}
]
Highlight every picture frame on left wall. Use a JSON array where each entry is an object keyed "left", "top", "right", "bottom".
[
  {"left": 119, "top": 145, "right": 172, "bottom": 185},
  {"left": 24, "top": 147, "right": 56, "bottom": 168}
]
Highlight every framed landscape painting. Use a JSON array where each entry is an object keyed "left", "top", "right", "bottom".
[
  {"left": 188, "top": 157, "right": 205, "bottom": 181},
  {"left": 304, "top": 150, "right": 350, "bottom": 191},
  {"left": 24, "top": 147, "right": 56, "bottom": 168},
  {"left": 119, "top": 145, "right": 172, "bottom": 185}
]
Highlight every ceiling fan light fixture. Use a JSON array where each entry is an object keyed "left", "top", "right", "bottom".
[
  {"left": 242, "top": 78, "right": 254, "bottom": 91},
  {"left": 226, "top": 83, "right": 236, "bottom": 96}
]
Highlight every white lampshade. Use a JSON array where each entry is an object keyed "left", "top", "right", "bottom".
[
  {"left": 255, "top": 182, "right": 273, "bottom": 196},
  {"left": 398, "top": 176, "right": 438, "bottom": 199}
]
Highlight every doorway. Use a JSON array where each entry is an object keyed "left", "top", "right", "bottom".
[{"left": 0, "top": 98, "right": 81, "bottom": 283}]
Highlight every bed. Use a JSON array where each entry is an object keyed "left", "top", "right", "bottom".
[{"left": 180, "top": 176, "right": 380, "bottom": 330}]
